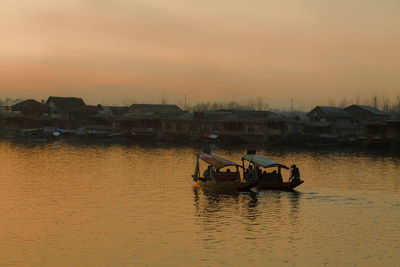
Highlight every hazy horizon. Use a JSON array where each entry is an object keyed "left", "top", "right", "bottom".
[{"left": 1, "top": 0, "right": 399, "bottom": 109}]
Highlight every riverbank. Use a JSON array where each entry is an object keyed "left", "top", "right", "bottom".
[{"left": 1, "top": 112, "right": 399, "bottom": 150}]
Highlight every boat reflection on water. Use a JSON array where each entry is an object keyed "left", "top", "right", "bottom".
[
  {"left": 193, "top": 187, "right": 260, "bottom": 229},
  {"left": 193, "top": 186, "right": 259, "bottom": 208},
  {"left": 258, "top": 190, "right": 303, "bottom": 228},
  {"left": 193, "top": 186, "right": 302, "bottom": 233},
  {"left": 191, "top": 187, "right": 309, "bottom": 265}
]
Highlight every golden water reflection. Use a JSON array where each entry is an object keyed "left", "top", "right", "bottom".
[{"left": 0, "top": 142, "right": 399, "bottom": 266}]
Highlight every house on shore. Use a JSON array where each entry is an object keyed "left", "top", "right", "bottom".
[
  {"left": 157, "top": 109, "right": 288, "bottom": 144},
  {"left": 99, "top": 106, "right": 129, "bottom": 116},
  {"left": 105, "top": 104, "right": 184, "bottom": 139},
  {"left": 194, "top": 109, "right": 281, "bottom": 121},
  {"left": 11, "top": 99, "right": 50, "bottom": 116},
  {"left": 46, "top": 96, "right": 87, "bottom": 120},
  {"left": 125, "top": 104, "right": 184, "bottom": 118},
  {"left": 307, "top": 106, "right": 353, "bottom": 123},
  {"left": 344, "top": 105, "right": 388, "bottom": 122},
  {"left": 363, "top": 120, "right": 400, "bottom": 148},
  {"left": 306, "top": 106, "right": 358, "bottom": 143},
  {"left": 92, "top": 106, "right": 130, "bottom": 130}
]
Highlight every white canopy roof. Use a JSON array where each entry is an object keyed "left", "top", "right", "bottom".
[{"left": 242, "top": 154, "right": 289, "bottom": 169}]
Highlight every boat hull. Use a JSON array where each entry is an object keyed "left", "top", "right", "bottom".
[
  {"left": 257, "top": 179, "right": 303, "bottom": 191},
  {"left": 197, "top": 179, "right": 257, "bottom": 193}
]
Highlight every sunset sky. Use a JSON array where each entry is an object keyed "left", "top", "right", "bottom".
[{"left": 1, "top": 0, "right": 399, "bottom": 109}]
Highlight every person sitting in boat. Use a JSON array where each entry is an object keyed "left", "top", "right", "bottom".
[
  {"left": 257, "top": 167, "right": 262, "bottom": 178},
  {"left": 278, "top": 166, "right": 284, "bottom": 182},
  {"left": 226, "top": 168, "right": 231, "bottom": 173},
  {"left": 245, "top": 165, "right": 258, "bottom": 182},
  {"left": 203, "top": 166, "right": 212, "bottom": 178},
  {"left": 289, "top": 165, "right": 301, "bottom": 182},
  {"left": 261, "top": 170, "right": 266, "bottom": 179},
  {"left": 248, "top": 165, "right": 254, "bottom": 177},
  {"left": 245, "top": 165, "right": 252, "bottom": 176},
  {"left": 270, "top": 170, "right": 280, "bottom": 183}
]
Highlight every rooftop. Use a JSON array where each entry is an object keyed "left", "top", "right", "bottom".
[
  {"left": 46, "top": 97, "right": 86, "bottom": 113},
  {"left": 346, "top": 105, "right": 387, "bottom": 116},
  {"left": 310, "top": 106, "right": 352, "bottom": 118},
  {"left": 12, "top": 99, "right": 48, "bottom": 110},
  {"left": 128, "top": 104, "right": 184, "bottom": 114}
]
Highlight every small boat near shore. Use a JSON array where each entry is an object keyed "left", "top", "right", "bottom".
[
  {"left": 242, "top": 150, "right": 304, "bottom": 191},
  {"left": 192, "top": 149, "right": 258, "bottom": 193}
]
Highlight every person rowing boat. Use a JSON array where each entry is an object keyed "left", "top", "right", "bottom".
[{"left": 289, "top": 164, "right": 301, "bottom": 182}]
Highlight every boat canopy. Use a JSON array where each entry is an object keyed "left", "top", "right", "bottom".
[
  {"left": 198, "top": 153, "right": 241, "bottom": 169},
  {"left": 242, "top": 154, "right": 289, "bottom": 169}
]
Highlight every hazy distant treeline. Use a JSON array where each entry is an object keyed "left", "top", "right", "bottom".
[
  {"left": 0, "top": 98, "right": 24, "bottom": 107},
  {"left": 330, "top": 94, "right": 400, "bottom": 114},
  {"left": 186, "top": 97, "right": 270, "bottom": 112},
  {"left": 185, "top": 94, "right": 400, "bottom": 114}
]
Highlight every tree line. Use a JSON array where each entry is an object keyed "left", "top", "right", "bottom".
[
  {"left": 0, "top": 98, "right": 24, "bottom": 107},
  {"left": 186, "top": 98, "right": 270, "bottom": 112},
  {"left": 330, "top": 94, "right": 400, "bottom": 115}
]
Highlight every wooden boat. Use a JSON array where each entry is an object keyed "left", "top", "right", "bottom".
[
  {"left": 257, "top": 179, "right": 304, "bottom": 191},
  {"left": 192, "top": 150, "right": 258, "bottom": 193},
  {"left": 242, "top": 151, "right": 304, "bottom": 191}
]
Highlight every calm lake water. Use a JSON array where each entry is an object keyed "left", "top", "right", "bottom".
[{"left": 0, "top": 141, "right": 399, "bottom": 266}]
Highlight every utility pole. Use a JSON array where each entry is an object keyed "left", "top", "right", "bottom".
[{"left": 184, "top": 94, "right": 187, "bottom": 110}]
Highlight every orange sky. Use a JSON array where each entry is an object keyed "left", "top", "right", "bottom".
[{"left": 1, "top": 0, "right": 399, "bottom": 109}]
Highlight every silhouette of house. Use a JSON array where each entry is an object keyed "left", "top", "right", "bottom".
[
  {"left": 364, "top": 120, "right": 400, "bottom": 148},
  {"left": 305, "top": 106, "right": 358, "bottom": 140},
  {"left": 126, "top": 104, "right": 184, "bottom": 118},
  {"left": 100, "top": 106, "right": 129, "bottom": 116},
  {"left": 307, "top": 106, "right": 353, "bottom": 122},
  {"left": 85, "top": 105, "right": 103, "bottom": 116},
  {"left": 11, "top": 99, "right": 50, "bottom": 116},
  {"left": 46, "top": 96, "right": 86, "bottom": 119},
  {"left": 218, "top": 109, "right": 281, "bottom": 120},
  {"left": 344, "top": 105, "right": 388, "bottom": 122},
  {"left": 193, "top": 109, "right": 281, "bottom": 121}
]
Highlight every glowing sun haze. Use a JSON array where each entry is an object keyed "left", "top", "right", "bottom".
[{"left": 1, "top": 0, "right": 399, "bottom": 108}]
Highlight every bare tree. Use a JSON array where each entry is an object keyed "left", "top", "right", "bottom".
[
  {"left": 226, "top": 101, "right": 239, "bottom": 109},
  {"left": 161, "top": 95, "right": 168, "bottom": 105},
  {"left": 255, "top": 97, "right": 263, "bottom": 111},
  {"left": 122, "top": 97, "right": 135, "bottom": 106},
  {"left": 382, "top": 96, "right": 390, "bottom": 112},
  {"left": 373, "top": 96, "right": 378, "bottom": 109},
  {"left": 355, "top": 95, "right": 360, "bottom": 105},
  {"left": 339, "top": 97, "right": 348, "bottom": 108}
]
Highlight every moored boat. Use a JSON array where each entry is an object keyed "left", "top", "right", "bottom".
[
  {"left": 242, "top": 150, "right": 304, "bottom": 191},
  {"left": 192, "top": 149, "right": 258, "bottom": 193}
]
